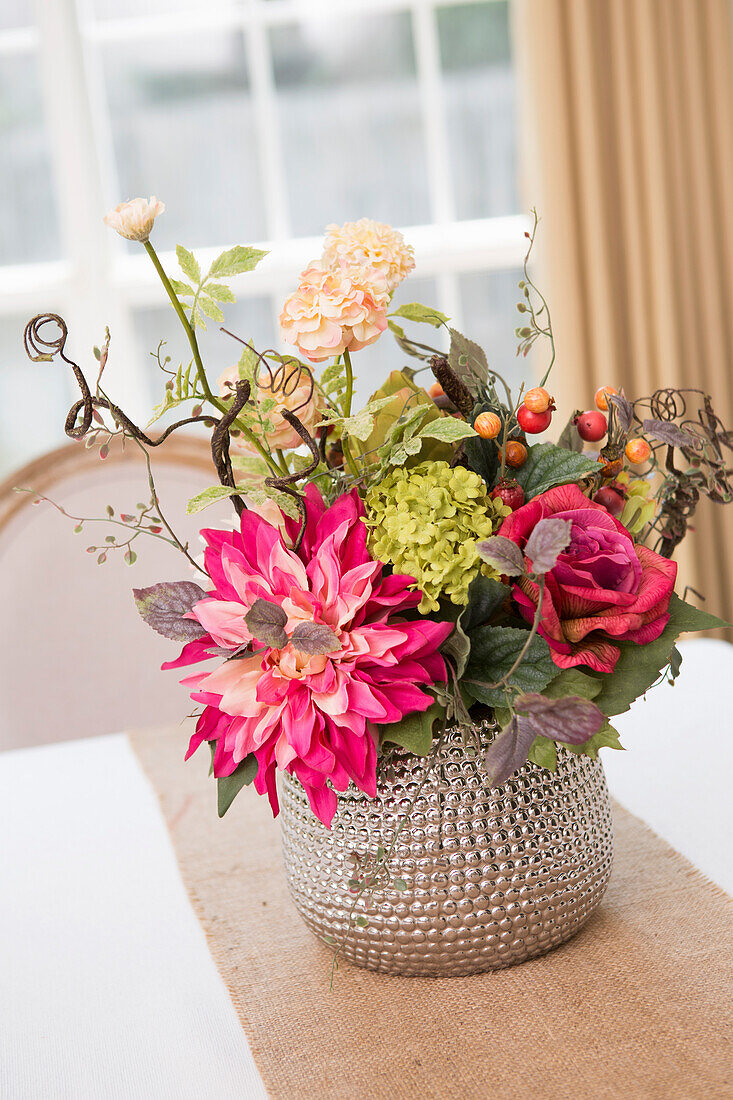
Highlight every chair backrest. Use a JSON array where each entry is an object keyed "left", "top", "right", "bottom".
[{"left": 0, "top": 435, "right": 234, "bottom": 752}]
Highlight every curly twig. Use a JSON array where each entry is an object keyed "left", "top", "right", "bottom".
[
  {"left": 211, "top": 379, "right": 251, "bottom": 517},
  {"left": 264, "top": 411, "right": 322, "bottom": 551}
]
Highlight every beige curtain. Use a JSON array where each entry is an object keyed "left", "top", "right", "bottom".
[{"left": 515, "top": 0, "right": 733, "bottom": 635}]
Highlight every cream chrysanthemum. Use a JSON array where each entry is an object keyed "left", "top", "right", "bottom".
[
  {"left": 322, "top": 218, "right": 415, "bottom": 306},
  {"left": 103, "top": 196, "right": 165, "bottom": 241},
  {"left": 279, "top": 261, "right": 387, "bottom": 363}
]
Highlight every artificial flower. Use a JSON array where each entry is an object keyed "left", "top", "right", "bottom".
[
  {"left": 164, "top": 487, "right": 453, "bottom": 827},
  {"left": 322, "top": 218, "right": 415, "bottom": 305},
  {"left": 365, "top": 462, "right": 508, "bottom": 613},
  {"left": 615, "top": 472, "right": 657, "bottom": 535},
  {"left": 217, "top": 364, "right": 324, "bottom": 451},
  {"left": 279, "top": 262, "right": 387, "bottom": 362},
  {"left": 497, "top": 483, "right": 677, "bottom": 673},
  {"left": 103, "top": 196, "right": 165, "bottom": 241}
]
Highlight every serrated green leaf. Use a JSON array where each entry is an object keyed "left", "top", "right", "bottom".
[
  {"left": 341, "top": 410, "right": 376, "bottom": 442},
  {"left": 215, "top": 752, "right": 258, "bottom": 817},
  {"left": 205, "top": 282, "right": 236, "bottom": 303},
  {"left": 169, "top": 278, "right": 194, "bottom": 298},
  {"left": 186, "top": 485, "right": 244, "bottom": 514},
  {"left": 192, "top": 307, "right": 206, "bottom": 330},
  {"left": 209, "top": 246, "right": 268, "bottom": 278},
  {"left": 543, "top": 667, "right": 603, "bottom": 702},
  {"left": 463, "top": 626, "right": 555, "bottom": 707},
  {"left": 387, "top": 319, "right": 406, "bottom": 340},
  {"left": 564, "top": 719, "right": 623, "bottom": 759},
  {"left": 387, "top": 437, "right": 423, "bottom": 466},
  {"left": 198, "top": 296, "right": 225, "bottom": 323},
  {"left": 176, "top": 244, "right": 201, "bottom": 284},
  {"left": 418, "top": 418, "right": 478, "bottom": 443},
  {"left": 380, "top": 703, "right": 442, "bottom": 756},
  {"left": 513, "top": 442, "right": 598, "bottom": 497},
  {"left": 390, "top": 302, "right": 449, "bottom": 328}
]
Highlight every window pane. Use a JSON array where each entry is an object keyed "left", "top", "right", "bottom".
[
  {"left": 0, "top": 55, "right": 61, "bottom": 265},
  {"left": 459, "top": 268, "right": 533, "bottom": 393},
  {"left": 133, "top": 296, "right": 277, "bottom": 407},
  {"left": 271, "top": 14, "right": 431, "bottom": 235},
  {"left": 437, "top": 1, "right": 518, "bottom": 220},
  {"left": 0, "top": 1, "right": 32, "bottom": 30},
  {"left": 0, "top": 316, "right": 69, "bottom": 476},
  {"left": 101, "top": 32, "right": 267, "bottom": 252}
]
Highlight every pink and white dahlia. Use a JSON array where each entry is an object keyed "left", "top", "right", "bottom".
[
  {"left": 322, "top": 218, "right": 415, "bottom": 305},
  {"left": 164, "top": 487, "right": 453, "bottom": 827},
  {"left": 279, "top": 261, "right": 387, "bottom": 363}
]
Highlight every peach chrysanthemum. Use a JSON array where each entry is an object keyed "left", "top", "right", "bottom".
[
  {"left": 103, "top": 196, "right": 165, "bottom": 242},
  {"left": 279, "top": 261, "right": 387, "bottom": 363},
  {"left": 321, "top": 218, "right": 415, "bottom": 305}
]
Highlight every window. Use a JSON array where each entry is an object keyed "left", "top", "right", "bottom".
[{"left": 0, "top": 0, "right": 528, "bottom": 475}]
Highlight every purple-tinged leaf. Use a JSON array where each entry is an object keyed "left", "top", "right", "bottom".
[
  {"left": 244, "top": 598, "right": 288, "bottom": 648},
  {"left": 290, "top": 621, "right": 341, "bottom": 656},
  {"left": 524, "top": 517, "right": 573, "bottom": 574},
  {"left": 641, "top": 419, "right": 702, "bottom": 451},
  {"left": 133, "top": 581, "right": 208, "bottom": 642},
  {"left": 477, "top": 535, "right": 525, "bottom": 576},
  {"left": 514, "top": 693, "right": 605, "bottom": 744},
  {"left": 608, "top": 392, "right": 634, "bottom": 433},
  {"left": 484, "top": 716, "right": 536, "bottom": 785}
]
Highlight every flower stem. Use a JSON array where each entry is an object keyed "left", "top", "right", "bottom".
[
  {"left": 339, "top": 348, "right": 360, "bottom": 480},
  {"left": 143, "top": 241, "right": 281, "bottom": 477}
]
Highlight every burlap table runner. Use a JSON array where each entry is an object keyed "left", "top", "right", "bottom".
[{"left": 129, "top": 725, "right": 732, "bottom": 1100}]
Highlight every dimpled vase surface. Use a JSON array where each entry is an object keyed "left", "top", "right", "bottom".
[{"left": 279, "top": 722, "right": 614, "bottom": 976}]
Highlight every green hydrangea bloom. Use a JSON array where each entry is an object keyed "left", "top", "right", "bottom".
[{"left": 365, "top": 461, "right": 510, "bottom": 612}]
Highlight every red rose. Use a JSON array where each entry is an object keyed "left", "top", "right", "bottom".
[{"left": 497, "top": 483, "right": 677, "bottom": 673}]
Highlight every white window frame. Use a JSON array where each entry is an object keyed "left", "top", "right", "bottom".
[{"left": 4, "top": 0, "right": 529, "bottom": 415}]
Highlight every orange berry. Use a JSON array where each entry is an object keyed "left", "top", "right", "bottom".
[
  {"left": 523, "top": 386, "right": 553, "bottom": 414},
  {"left": 625, "top": 437, "right": 651, "bottom": 464},
  {"left": 595, "top": 385, "right": 619, "bottom": 411},
  {"left": 428, "top": 382, "right": 444, "bottom": 399},
  {"left": 473, "top": 411, "right": 502, "bottom": 440},
  {"left": 502, "top": 441, "right": 528, "bottom": 469}
]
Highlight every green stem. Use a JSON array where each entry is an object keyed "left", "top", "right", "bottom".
[
  {"left": 143, "top": 240, "right": 280, "bottom": 477},
  {"left": 339, "top": 348, "right": 360, "bottom": 480}
]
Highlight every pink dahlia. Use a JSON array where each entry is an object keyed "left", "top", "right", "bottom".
[{"left": 164, "top": 487, "right": 453, "bottom": 826}]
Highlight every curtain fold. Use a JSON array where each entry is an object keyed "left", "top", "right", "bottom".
[{"left": 515, "top": 0, "right": 733, "bottom": 634}]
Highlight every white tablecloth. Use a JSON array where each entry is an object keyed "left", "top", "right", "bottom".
[{"left": 1, "top": 639, "right": 731, "bottom": 1100}]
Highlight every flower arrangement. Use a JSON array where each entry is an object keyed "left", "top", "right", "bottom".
[{"left": 23, "top": 203, "right": 731, "bottom": 836}]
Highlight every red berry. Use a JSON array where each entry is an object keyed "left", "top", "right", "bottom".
[
  {"left": 491, "top": 479, "right": 525, "bottom": 511},
  {"left": 517, "top": 405, "right": 552, "bottom": 434},
  {"left": 593, "top": 486, "right": 625, "bottom": 517},
  {"left": 575, "top": 410, "right": 607, "bottom": 442}
]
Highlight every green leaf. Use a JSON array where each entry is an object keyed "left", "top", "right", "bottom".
[
  {"left": 513, "top": 442, "right": 598, "bottom": 497},
  {"left": 176, "top": 245, "right": 201, "bottom": 285},
  {"left": 198, "top": 296, "right": 225, "bottom": 323},
  {"left": 380, "top": 703, "right": 443, "bottom": 756},
  {"left": 528, "top": 736, "right": 557, "bottom": 770},
  {"left": 442, "top": 621, "right": 471, "bottom": 679},
  {"left": 418, "top": 418, "right": 478, "bottom": 443},
  {"left": 460, "top": 574, "right": 510, "bottom": 634},
  {"left": 186, "top": 485, "right": 244, "bottom": 514},
  {"left": 590, "top": 592, "right": 730, "bottom": 717},
  {"left": 464, "top": 626, "right": 556, "bottom": 707},
  {"left": 169, "top": 278, "right": 194, "bottom": 298},
  {"left": 556, "top": 413, "right": 584, "bottom": 453},
  {"left": 205, "top": 283, "right": 236, "bottom": 303},
  {"left": 341, "top": 410, "right": 376, "bottom": 442},
  {"left": 564, "top": 719, "right": 623, "bottom": 759},
  {"left": 390, "top": 302, "right": 449, "bottom": 328},
  {"left": 209, "top": 246, "right": 268, "bottom": 278},
  {"left": 543, "top": 667, "right": 603, "bottom": 702},
  {"left": 216, "top": 753, "right": 258, "bottom": 818}
]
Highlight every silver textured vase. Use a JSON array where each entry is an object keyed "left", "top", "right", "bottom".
[{"left": 280, "top": 722, "right": 614, "bottom": 976}]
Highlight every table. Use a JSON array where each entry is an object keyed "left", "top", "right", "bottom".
[{"left": 1, "top": 639, "right": 731, "bottom": 1100}]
